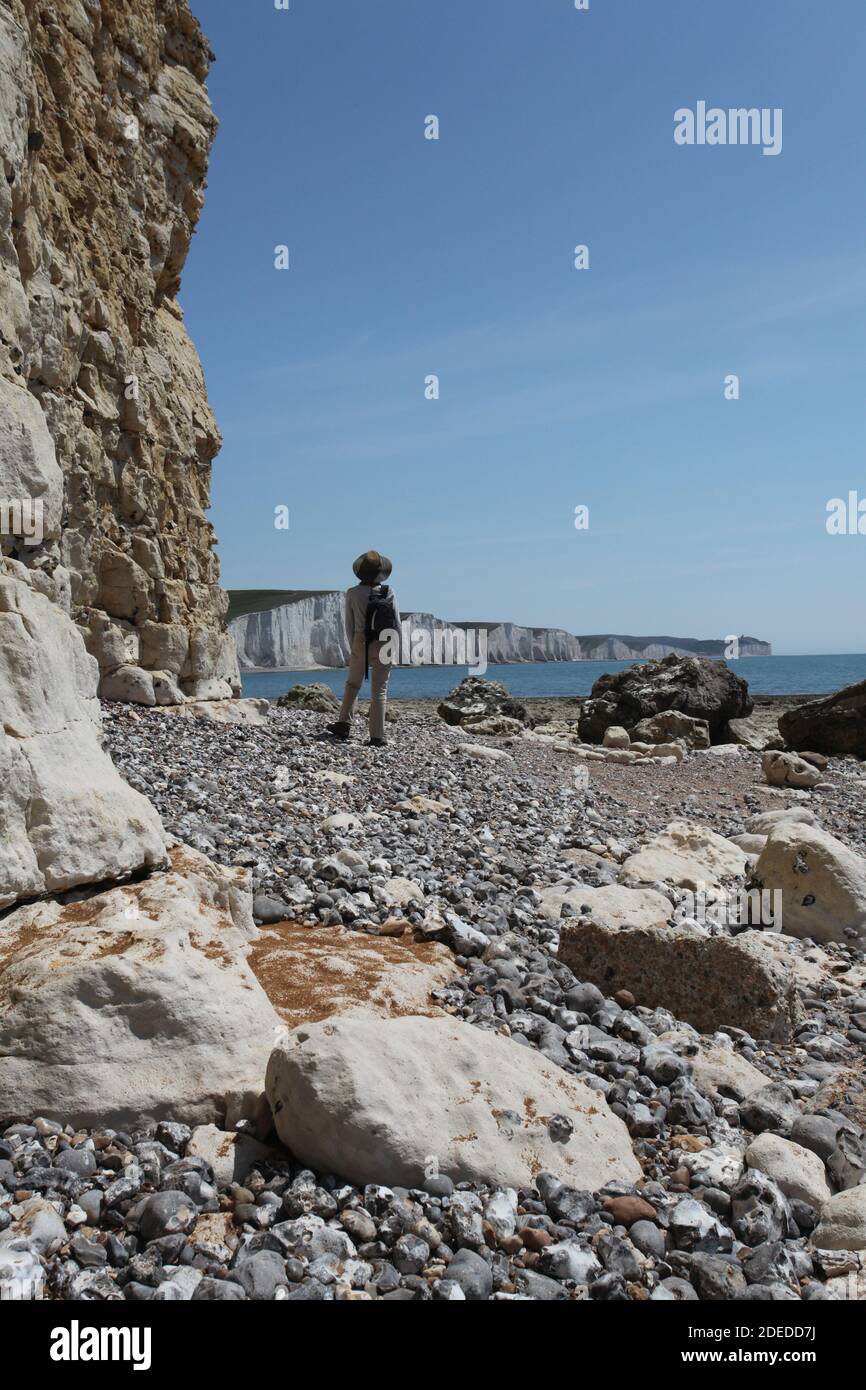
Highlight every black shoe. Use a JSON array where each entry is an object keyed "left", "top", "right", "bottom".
[
  {"left": 367, "top": 737, "right": 386, "bottom": 748},
  {"left": 326, "top": 721, "right": 350, "bottom": 740}
]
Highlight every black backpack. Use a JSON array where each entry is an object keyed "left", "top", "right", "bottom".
[{"left": 364, "top": 585, "right": 399, "bottom": 673}]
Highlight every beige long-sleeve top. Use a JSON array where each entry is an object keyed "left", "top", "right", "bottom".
[{"left": 344, "top": 583, "right": 401, "bottom": 646}]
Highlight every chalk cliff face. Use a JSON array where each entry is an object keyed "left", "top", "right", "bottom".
[
  {"left": 484, "top": 622, "right": 582, "bottom": 664},
  {"left": 230, "top": 592, "right": 771, "bottom": 670},
  {"left": 577, "top": 636, "right": 772, "bottom": 661},
  {"left": 233, "top": 592, "right": 353, "bottom": 671},
  {"left": 230, "top": 594, "right": 585, "bottom": 670},
  {"left": 0, "top": 0, "right": 238, "bottom": 703}
]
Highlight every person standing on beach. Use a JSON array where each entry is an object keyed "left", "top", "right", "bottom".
[{"left": 327, "top": 550, "right": 400, "bottom": 747}]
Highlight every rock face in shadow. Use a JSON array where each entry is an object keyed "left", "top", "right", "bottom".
[
  {"left": 557, "top": 921, "right": 803, "bottom": 1042},
  {"left": 0, "top": 0, "right": 237, "bottom": 701},
  {"left": 631, "top": 710, "right": 711, "bottom": 749},
  {"left": 778, "top": 680, "right": 866, "bottom": 758},
  {"left": 578, "top": 654, "right": 753, "bottom": 745}
]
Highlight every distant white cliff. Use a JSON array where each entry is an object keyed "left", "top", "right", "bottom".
[
  {"left": 229, "top": 592, "right": 771, "bottom": 670},
  {"left": 232, "top": 593, "right": 351, "bottom": 670}
]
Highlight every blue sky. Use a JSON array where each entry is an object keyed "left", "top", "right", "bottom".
[{"left": 183, "top": 0, "right": 866, "bottom": 654}]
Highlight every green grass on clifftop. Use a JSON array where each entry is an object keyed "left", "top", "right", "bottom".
[{"left": 227, "top": 590, "right": 338, "bottom": 623}]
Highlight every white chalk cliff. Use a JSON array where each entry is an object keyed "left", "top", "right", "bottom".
[{"left": 230, "top": 591, "right": 770, "bottom": 670}]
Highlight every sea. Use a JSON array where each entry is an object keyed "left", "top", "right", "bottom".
[{"left": 241, "top": 654, "right": 866, "bottom": 703}]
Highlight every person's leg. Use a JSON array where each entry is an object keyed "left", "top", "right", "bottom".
[
  {"left": 335, "top": 633, "right": 366, "bottom": 728},
  {"left": 369, "top": 642, "right": 392, "bottom": 741}
]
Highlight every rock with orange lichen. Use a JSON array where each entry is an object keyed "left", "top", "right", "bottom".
[
  {"left": 0, "top": 846, "right": 280, "bottom": 1129},
  {"left": 249, "top": 921, "right": 457, "bottom": 1032}
]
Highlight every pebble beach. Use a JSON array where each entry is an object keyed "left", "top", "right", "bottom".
[{"left": 4, "top": 685, "right": 863, "bottom": 1304}]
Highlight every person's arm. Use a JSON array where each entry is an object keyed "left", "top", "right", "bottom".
[
  {"left": 391, "top": 589, "right": 401, "bottom": 629},
  {"left": 344, "top": 590, "right": 355, "bottom": 646}
]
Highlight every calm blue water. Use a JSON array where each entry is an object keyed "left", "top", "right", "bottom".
[{"left": 241, "top": 654, "right": 866, "bottom": 702}]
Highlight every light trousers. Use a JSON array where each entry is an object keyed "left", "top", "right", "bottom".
[{"left": 338, "top": 633, "right": 392, "bottom": 739}]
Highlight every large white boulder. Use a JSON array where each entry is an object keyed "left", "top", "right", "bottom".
[
  {"left": 0, "top": 566, "right": 166, "bottom": 909},
  {"left": 98, "top": 664, "right": 156, "bottom": 706},
  {"left": 538, "top": 883, "right": 671, "bottom": 930},
  {"left": 762, "top": 750, "right": 821, "bottom": 790},
  {"left": 745, "top": 1133, "right": 831, "bottom": 1209},
  {"left": 266, "top": 1015, "right": 641, "bottom": 1191},
  {"left": 602, "top": 725, "right": 631, "bottom": 749},
  {"left": 659, "top": 1031, "right": 770, "bottom": 1100},
  {"left": 745, "top": 808, "right": 818, "bottom": 835},
  {"left": 811, "top": 1186, "right": 866, "bottom": 1252},
  {"left": 458, "top": 743, "right": 513, "bottom": 763},
  {"left": 161, "top": 698, "right": 270, "bottom": 725},
  {"left": 691, "top": 1045, "right": 770, "bottom": 1101},
  {"left": 0, "top": 1197, "right": 67, "bottom": 1256},
  {"left": 0, "top": 847, "right": 280, "bottom": 1129},
  {"left": 747, "top": 930, "right": 866, "bottom": 996},
  {"left": 622, "top": 820, "right": 748, "bottom": 890},
  {"left": 378, "top": 876, "right": 425, "bottom": 910},
  {"left": 753, "top": 822, "right": 866, "bottom": 946}
]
